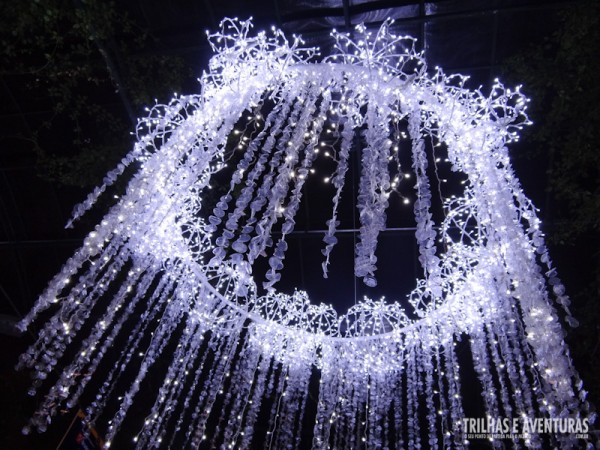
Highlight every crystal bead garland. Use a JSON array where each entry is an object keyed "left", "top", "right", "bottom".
[{"left": 17, "top": 17, "right": 594, "bottom": 449}]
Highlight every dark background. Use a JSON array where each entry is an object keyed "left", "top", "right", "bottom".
[{"left": 0, "top": 0, "right": 598, "bottom": 448}]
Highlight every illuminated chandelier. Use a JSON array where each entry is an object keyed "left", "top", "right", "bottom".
[{"left": 18, "top": 18, "right": 591, "bottom": 449}]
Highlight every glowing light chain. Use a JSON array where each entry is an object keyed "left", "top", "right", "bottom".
[{"left": 17, "top": 17, "right": 593, "bottom": 449}]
